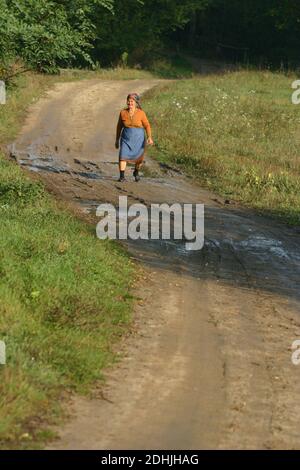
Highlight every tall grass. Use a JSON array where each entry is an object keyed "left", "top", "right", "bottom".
[
  {"left": 0, "top": 71, "right": 137, "bottom": 448},
  {"left": 144, "top": 70, "right": 300, "bottom": 224}
]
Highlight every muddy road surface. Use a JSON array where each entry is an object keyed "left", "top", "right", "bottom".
[{"left": 11, "top": 79, "right": 300, "bottom": 449}]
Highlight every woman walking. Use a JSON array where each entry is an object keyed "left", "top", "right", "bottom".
[{"left": 115, "top": 93, "right": 153, "bottom": 182}]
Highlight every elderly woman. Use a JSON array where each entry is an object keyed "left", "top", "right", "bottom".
[{"left": 115, "top": 93, "right": 153, "bottom": 182}]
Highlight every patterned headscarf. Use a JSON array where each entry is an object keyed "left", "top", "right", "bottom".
[{"left": 127, "top": 93, "right": 141, "bottom": 109}]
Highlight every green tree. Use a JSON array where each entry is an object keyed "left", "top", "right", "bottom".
[
  {"left": 177, "top": 0, "right": 300, "bottom": 67},
  {"left": 91, "top": 0, "right": 210, "bottom": 65},
  {"left": 0, "top": 0, "right": 114, "bottom": 77}
]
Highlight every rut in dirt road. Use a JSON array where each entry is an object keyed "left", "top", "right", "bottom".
[{"left": 11, "top": 78, "right": 300, "bottom": 449}]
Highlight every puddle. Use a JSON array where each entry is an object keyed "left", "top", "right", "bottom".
[
  {"left": 10, "top": 149, "right": 104, "bottom": 180},
  {"left": 10, "top": 143, "right": 300, "bottom": 300},
  {"left": 75, "top": 171, "right": 103, "bottom": 180},
  {"left": 237, "top": 236, "right": 290, "bottom": 260}
]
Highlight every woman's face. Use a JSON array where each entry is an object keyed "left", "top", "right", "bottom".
[{"left": 127, "top": 97, "right": 136, "bottom": 110}]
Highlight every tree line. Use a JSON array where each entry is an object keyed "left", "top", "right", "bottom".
[
  {"left": 176, "top": 0, "right": 300, "bottom": 68},
  {"left": 0, "top": 0, "right": 299, "bottom": 79}
]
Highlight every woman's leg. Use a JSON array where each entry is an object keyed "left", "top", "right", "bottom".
[
  {"left": 134, "top": 161, "right": 142, "bottom": 171},
  {"left": 133, "top": 155, "right": 144, "bottom": 182},
  {"left": 119, "top": 160, "right": 127, "bottom": 181},
  {"left": 119, "top": 161, "right": 127, "bottom": 171}
]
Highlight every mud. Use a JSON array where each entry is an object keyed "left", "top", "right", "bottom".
[{"left": 11, "top": 79, "right": 300, "bottom": 449}]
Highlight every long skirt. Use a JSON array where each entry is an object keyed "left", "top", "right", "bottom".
[{"left": 119, "top": 127, "right": 145, "bottom": 163}]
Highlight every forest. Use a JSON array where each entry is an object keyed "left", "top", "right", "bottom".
[{"left": 0, "top": 0, "right": 299, "bottom": 79}]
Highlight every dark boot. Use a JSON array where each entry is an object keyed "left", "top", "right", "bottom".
[
  {"left": 118, "top": 170, "right": 125, "bottom": 182},
  {"left": 133, "top": 168, "right": 140, "bottom": 182}
]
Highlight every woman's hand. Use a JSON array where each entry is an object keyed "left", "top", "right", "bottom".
[
  {"left": 115, "top": 140, "right": 119, "bottom": 149},
  {"left": 147, "top": 137, "right": 154, "bottom": 146}
]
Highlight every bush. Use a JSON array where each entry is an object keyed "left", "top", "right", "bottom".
[{"left": 0, "top": 0, "right": 113, "bottom": 77}]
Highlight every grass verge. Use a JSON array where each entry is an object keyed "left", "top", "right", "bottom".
[
  {"left": 144, "top": 70, "right": 300, "bottom": 224},
  {"left": 0, "top": 71, "right": 139, "bottom": 449}
]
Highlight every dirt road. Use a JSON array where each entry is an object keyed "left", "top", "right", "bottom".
[{"left": 11, "top": 79, "right": 300, "bottom": 449}]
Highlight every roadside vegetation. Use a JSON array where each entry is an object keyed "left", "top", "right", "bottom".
[
  {"left": 145, "top": 70, "right": 300, "bottom": 225},
  {"left": 0, "top": 71, "right": 142, "bottom": 449}
]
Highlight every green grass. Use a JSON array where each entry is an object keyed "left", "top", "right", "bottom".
[
  {"left": 146, "top": 53, "right": 194, "bottom": 79},
  {"left": 144, "top": 70, "right": 300, "bottom": 224},
  {"left": 58, "top": 66, "right": 155, "bottom": 81},
  {"left": 0, "top": 70, "right": 139, "bottom": 448}
]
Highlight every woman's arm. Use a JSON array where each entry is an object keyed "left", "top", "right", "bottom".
[
  {"left": 115, "top": 112, "right": 123, "bottom": 148},
  {"left": 141, "top": 111, "right": 153, "bottom": 145}
]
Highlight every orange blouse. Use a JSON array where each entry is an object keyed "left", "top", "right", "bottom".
[{"left": 116, "top": 108, "right": 152, "bottom": 140}]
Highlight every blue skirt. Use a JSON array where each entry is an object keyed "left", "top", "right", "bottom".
[{"left": 119, "top": 127, "right": 145, "bottom": 162}]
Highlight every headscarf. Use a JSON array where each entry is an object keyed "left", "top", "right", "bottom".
[{"left": 127, "top": 93, "right": 142, "bottom": 109}]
